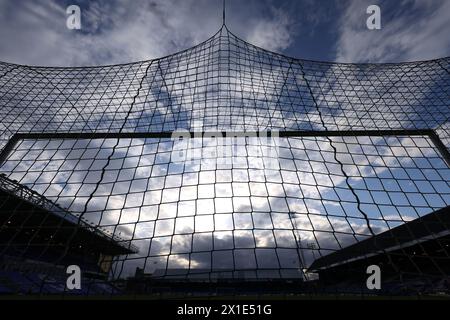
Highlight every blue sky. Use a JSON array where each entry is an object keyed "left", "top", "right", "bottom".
[
  {"left": 0, "top": 0, "right": 449, "bottom": 278},
  {"left": 0, "top": 0, "right": 449, "bottom": 66}
]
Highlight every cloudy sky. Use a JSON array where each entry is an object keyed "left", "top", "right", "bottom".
[{"left": 0, "top": 0, "right": 449, "bottom": 66}]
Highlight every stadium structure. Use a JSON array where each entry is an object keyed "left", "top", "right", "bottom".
[{"left": 0, "top": 20, "right": 449, "bottom": 296}]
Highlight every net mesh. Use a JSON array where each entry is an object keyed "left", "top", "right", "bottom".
[{"left": 0, "top": 26, "right": 449, "bottom": 296}]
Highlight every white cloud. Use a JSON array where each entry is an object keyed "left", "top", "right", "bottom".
[
  {"left": 335, "top": 0, "right": 450, "bottom": 62},
  {"left": 0, "top": 0, "right": 298, "bottom": 67},
  {"left": 246, "top": 7, "right": 296, "bottom": 52}
]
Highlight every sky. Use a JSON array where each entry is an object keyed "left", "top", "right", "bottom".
[
  {"left": 0, "top": 0, "right": 449, "bottom": 67},
  {"left": 0, "top": 0, "right": 449, "bottom": 279},
  {"left": 2, "top": 134, "right": 449, "bottom": 277}
]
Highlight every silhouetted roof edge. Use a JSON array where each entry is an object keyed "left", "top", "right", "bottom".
[
  {"left": 308, "top": 205, "right": 450, "bottom": 271},
  {"left": 0, "top": 173, "right": 138, "bottom": 255}
]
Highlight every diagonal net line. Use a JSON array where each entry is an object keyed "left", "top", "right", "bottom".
[{"left": 0, "top": 25, "right": 448, "bottom": 295}]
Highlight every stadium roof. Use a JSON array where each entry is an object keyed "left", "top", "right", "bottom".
[
  {"left": 308, "top": 204, "right": 450, "bottom": 271},
  {"left": 0, "top": 173, "right": 137, "bottom": 255}
]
